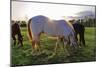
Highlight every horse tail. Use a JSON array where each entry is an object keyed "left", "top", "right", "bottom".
[{"left": 28, "top": 19, "right": 32, "bottom": 42}]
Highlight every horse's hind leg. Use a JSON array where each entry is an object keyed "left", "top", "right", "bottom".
[
  {"left": 17, "top": 36, "right": 23, "bottom": 48},
  {"left": 14, "top": 40, "right": 16, "bottom": 46},
  {"left": 32, "top": 36, "right": 41, "bottom": 54},
  {"left": 79, "top": 32, "right": 85, "bottom": 47},
  {"left": 35, "top": 40, "right": 41, "bottom": 54},
  {"left": 31, "top": 40, "right": 36, "bottom": 54},
  {"left": 81, "top": 33, "right": 85, "bottom": 46},
  {"left": 79, "top": 33, "right": 82, "bottom": 46}
]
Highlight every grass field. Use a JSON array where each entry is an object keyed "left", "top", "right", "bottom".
[{"left": 11, "top": 27, "right": 96, "bottom": 66}]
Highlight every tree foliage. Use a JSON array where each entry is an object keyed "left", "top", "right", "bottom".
[{"left": 77, "top": 18, "right": 96, "bottom": 27}]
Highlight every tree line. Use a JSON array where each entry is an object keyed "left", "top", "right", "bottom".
[
  {"left": 12, "top": 18, "right": 96, "bottom": 27},
  {"left": 76, "top": 18, "right": 96, "bottom": 27}
]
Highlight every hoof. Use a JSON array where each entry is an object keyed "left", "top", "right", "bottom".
[
  {"left": 67, "top": 53, "right": 70, "bottom": 56},
  {"left": 17, "top": 45, "right": 23, "bottom": 48}
]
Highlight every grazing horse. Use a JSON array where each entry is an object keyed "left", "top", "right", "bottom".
[
  {"left": 72, "top": 23, "right": 85, "bottom": 46},
  {"left": 11, "top": 21, "right": 23, "bottom": 47},
  {"left": 28, "top": 15, "right": 77, "bottom": 54}
]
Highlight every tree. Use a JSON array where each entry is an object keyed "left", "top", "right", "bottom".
[{"left": 20, "top": 21, "right": 27, "bottom": 27}]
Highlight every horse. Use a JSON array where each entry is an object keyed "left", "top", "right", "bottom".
[
  {"left": 72, "top": 23, "right": 85, "bottom": 46},
  {"left": 11, "top": 21, "right": 23, "bottom": 47},
  {"left": 69, "top": 19, "right": 85, "bottom": 46},
  {"left": 27, "top": 15, "right": 77, "bottom": 54}
]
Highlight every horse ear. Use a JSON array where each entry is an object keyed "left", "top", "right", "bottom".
[{"left": 69, "top": 19, "right": 75, "bottom": 23}]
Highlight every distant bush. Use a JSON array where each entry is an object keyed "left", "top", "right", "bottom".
[
  {"left": 20, "top": 21, "right": 27, "bottom": 27},
  {"left": 77, "top": 18, "right": 96, "bottom": 27}
]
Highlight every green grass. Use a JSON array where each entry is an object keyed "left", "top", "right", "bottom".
[{"left": 11, "top": 27, "right": 96, "bottom": 66}]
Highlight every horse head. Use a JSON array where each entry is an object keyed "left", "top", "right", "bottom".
[{"left": 69, "top": 33, "right": 78, "bottom": 49}]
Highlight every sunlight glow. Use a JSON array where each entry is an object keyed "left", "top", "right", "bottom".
[{"left": 12, "top": 1, "right": 95, "bottom": 20}]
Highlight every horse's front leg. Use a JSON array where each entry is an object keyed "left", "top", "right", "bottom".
[
  {"left": 54, "top": 37, "right": 60, "bottom": 54},
  {"left": 14, "top": 40, "right": 16, "bottom": 46},
  {"left": 63, "top": 38, "right": 70, "bottom": 56},
  {"left": 12, "top": 35, "right": 16, "bottom": 46},
  {"left": 17, "top": 40, "right": 23, "bottom": 48}
]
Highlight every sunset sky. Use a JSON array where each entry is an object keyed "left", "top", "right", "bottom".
[{"left": 12, "top": 1, "right": 95, "bottom": 21}]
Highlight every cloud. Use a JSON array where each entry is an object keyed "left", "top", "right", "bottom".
[{"left": 76, "top": 10, "right": 95, "bottom": 19}]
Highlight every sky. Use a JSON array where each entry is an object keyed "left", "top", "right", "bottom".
[{"left": 12, "top": 1, "right": 95, "bottom": 20}]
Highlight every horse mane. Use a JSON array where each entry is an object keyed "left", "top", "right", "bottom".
[
  {"left": 53, "top": 19, "right": 75, "bottom": 32},
  {"left": 65, "top": 20, "right": 75, "bottom": 32}
]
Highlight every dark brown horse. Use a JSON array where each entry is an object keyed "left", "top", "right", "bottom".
[
  {"left": 11, "top": 21, "right": 23, "bottom": 47},
  {"left": 72, "top": 23, "right": 85, "bottom": 46},
  {"left": 69, "top": 20, "right": 85, "bottom": 47}
]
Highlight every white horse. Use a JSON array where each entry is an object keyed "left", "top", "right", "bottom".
[{"left": 27, "top": 15, "right": 77, "bottom": 54}]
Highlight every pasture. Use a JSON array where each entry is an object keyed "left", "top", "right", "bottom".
[{"left": 11, "top": 27, "right": 96, "bottom": 66}]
